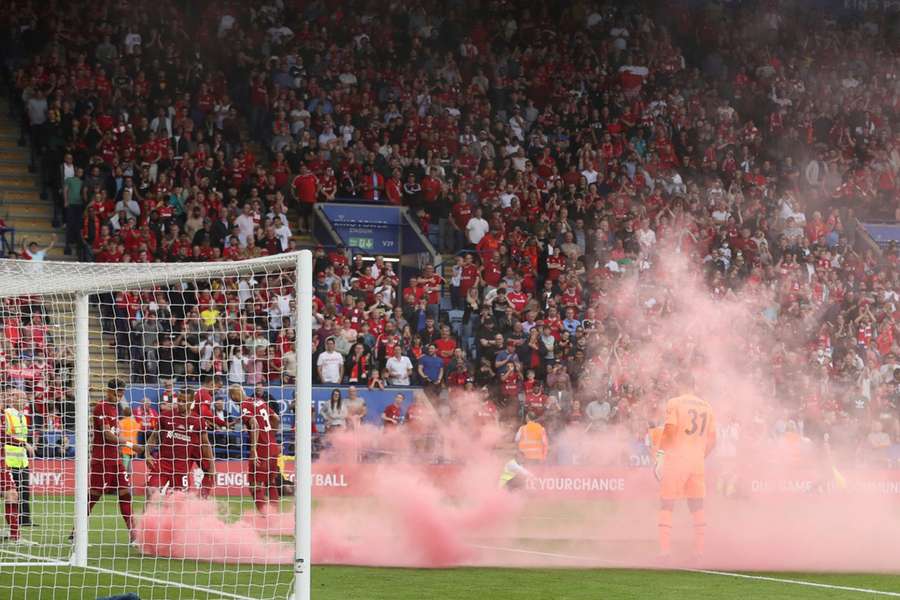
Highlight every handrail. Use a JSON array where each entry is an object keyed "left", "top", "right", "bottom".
[
  {"left": 432, "top": 249, "right": 476, "bottom": 308},
  {"left": 0, "top": 226, "right": 16, "bottom": 258}
]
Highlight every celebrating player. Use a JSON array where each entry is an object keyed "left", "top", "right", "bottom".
[
  {"left": 146, "top": 389, "right": 207, "bottom": 495},
  {"left": 190, "top": 375, "right": 226, "bottom": 498},
  {"left": 82, "top": 379, "right": 140, "bottom": 545},
  {"left": 233, "top": 385, "right": 281, "bottom": 512},
  {"left": 0, "top": 389, "right": 29, "bottom": 543},
  {"left": 654, "top": 372, "right": 716, "bottom": 559}
]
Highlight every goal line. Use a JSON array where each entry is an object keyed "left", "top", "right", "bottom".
[{"left": 0, "top": 545, "right": 258, "bottom": 599}]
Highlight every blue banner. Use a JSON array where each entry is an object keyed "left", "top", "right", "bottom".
[
  {"left": 319, "top": 204, "right": 403, "bottom": 254},
  {"left": 861, "top": 222, "right": 900, "bottom": 248},
  {"left": 124, "top": 385, "right": 419, "bottom": 429},
  {"left": 311, "top": 386, "right": 416, "bottom": 426}
]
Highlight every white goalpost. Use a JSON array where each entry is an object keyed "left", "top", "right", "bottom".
[{"left": 0, "top": 251, "right": 313, "bottom": 600}]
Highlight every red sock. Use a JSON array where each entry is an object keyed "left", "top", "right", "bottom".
[
  {"left": 201, "top": 473, "right": 215, "bottom": 499},
  {"left": 87, "top": 495, "right": 99, "bottom": 515},
  {"left": 253, "top": 487, "right": 267, "bottom": 512},
  {"left": 5, "top": 502, "right": 19, "bottom": 540},
  {"left": 118, "top": 494, "right": 133, "bottom": 531}
]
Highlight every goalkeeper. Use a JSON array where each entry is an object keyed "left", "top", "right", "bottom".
[{"left": 653, "top": 372, "right": 716, "bottom": 559}]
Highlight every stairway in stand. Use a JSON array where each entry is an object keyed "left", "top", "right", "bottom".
[
  {"left": 0, "top": 97, "right": 128, "bottom": 391},
  {"left": 244, "top": 141, "right": 314, "bottom": 249},
  {"left": 0, "top": 98, "right": 68, "bottom": 261}
]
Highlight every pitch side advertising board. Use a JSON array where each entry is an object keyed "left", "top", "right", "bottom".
[{"left": 26, "top": 460, "right": 900, "bottom": 499}]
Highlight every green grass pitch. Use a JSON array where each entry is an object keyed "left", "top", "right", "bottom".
[{"left": 1, "top": 496, "right": 899, "bottom": 599}]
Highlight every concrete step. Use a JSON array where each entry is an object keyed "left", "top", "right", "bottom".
[
  {"left": 5, "top": 226, "right": 59, "bottom": 240},
  {"left": 0, "top": 195, "right": 48, "bottom": 207},
  {"left": 1, "top": 211, "right": 55, "bottom": 227},
  {"left": 0, "top": 175, "right": 39, "bottom": 189},
  {"left": 0, "top": 203, "right": 55, "bottom": 220},
  {"left": 0, "top": 163, "right": 31, "bottom": 175},
  {"left": 88, "top": 311, "right": 131, "bottom": 384},
  {"left": 0, "top": 188, "right": 37, "bottom": 202},
  {"left": 0, "top": 147, "right": 28, "bottom": 161},
  {"left": 2, "top": 216, "right": 55, "bottom": 231}
]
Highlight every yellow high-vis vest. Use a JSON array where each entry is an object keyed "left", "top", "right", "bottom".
[{"left": 4, "top": 408, "right": 28, "bottom": 469}]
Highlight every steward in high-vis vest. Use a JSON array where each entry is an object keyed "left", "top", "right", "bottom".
[
  {"left": 515, "top": 412, "right": 549, "bottom": 462},
  {"left": 4, "top": 409, "right": 28, "bottom": 469},
  {"left": 498, "top": 450, "right": 535, "bottom": 490},
  {"left": 4, "top": 391, "right": 33, "bottom": 526}
]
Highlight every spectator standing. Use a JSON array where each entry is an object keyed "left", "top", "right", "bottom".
[
  {"left": 434, "top": 325, "right": 458, "bottom": 368},
  {"left": 586, "top": 397, "right": 612, "bottom": 432},
  {"left": 417, "top": 344, "right": 444, "bottom": 399},
  {"left": 466, "top": 208, "right": 489, "bottom": 246},
  {"left": 382, "top": 394, "right": 404, "bottom": 427},
  {"left": 234, "top": 204, "right": 256, "bottom": 248},
  {"left": 291, "top": 164, "right": 319, "bottom": 233},
  {"left": 345, "top": 386, "right": 368, "bottom": 428},
  {"left": 316, "top": 337, "right": 344, "bottom": 384},
  {"left": 21, "top": 235, "right": 56, "bottom": 262},
  {"left": 385, "top": 346, "right": 414, "bottom": 386},
  {"left": 344, "top": 343, "right": 371, "bottom": 386},
  {"left": 63, "top": 166, "right": 85, "bottom": 256},
  {"left": 320, "top": 389, "right": 348, "bottom": 431}
]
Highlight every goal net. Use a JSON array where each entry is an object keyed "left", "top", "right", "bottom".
[{"left": 0, "top": 251, "right": 313, "bottom": 600}]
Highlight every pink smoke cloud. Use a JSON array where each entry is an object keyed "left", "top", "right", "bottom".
[{"left": 135, "top": 247, "right": 900, "bottom": 572}]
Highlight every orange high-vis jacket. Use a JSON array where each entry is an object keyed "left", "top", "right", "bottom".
[
  {"left": 119, "top": 416, "right": 140, "bottom": 457},
  {"left": 517, "top": 421, "right": 549, "bottom": 461}
]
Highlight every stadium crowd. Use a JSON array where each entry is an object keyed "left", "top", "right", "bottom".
[{"left": 2, "top": 0, "right": 900, "bottom": 465}]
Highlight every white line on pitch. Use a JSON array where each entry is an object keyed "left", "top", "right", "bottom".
[
  {"left": 468, "top": 543, "right": 627, "bottom": 567},
  {"left": 80, "top": 565, "right": 258, "bottom": 600},
  {"left": 471, "top": 544, "right": 900, "bottom": 597},
  {"left": 0, "top": 546, "right": 68, "bottom": 565},
  {"left": 686, "top": 570, "right": 900, "bottom": 598},
  {"left": 0, "top": 545, "right": 264, "bottom": 599},
  {"left": 0, "top": 562, "right": 68, "bottom": 567}
]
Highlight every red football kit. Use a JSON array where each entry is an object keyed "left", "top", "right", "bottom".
[
  {"left": 89, "top": 400, "right": 129, "bottom": 494},
  {"left": 241, "top": 399, "right": 281, "bottom": 510},
  {"left": 149, "top": 407, "right": 204, "bottom": 492}
]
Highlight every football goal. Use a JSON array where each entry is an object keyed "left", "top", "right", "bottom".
[{"left": 0, "top": 251, "right": 313, "bottom": 600}]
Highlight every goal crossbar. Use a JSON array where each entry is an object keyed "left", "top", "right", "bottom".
[{"left": 0, "top": 252, "right": 309, "bottom": 298}]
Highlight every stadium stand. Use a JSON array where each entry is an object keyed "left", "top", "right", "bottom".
[{"left": 1, "top": 0, "right": 899, "bottom": 464}]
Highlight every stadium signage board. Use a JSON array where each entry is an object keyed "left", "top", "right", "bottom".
[
  {"left": 319, "top": 204, "right": 403, "bottom": 254},
  {"left": 27, "top": 460, "right": 900, "bottom": 498}
]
